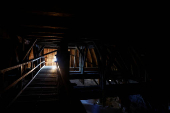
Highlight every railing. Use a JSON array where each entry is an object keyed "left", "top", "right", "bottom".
[{"left": 0, "top": 56, "right": 45, "bottom": 94}]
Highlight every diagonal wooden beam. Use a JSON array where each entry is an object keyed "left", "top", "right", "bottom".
[
  {"left": 22, "top": 39, "right": 37, "bottom": 61},
  {"left": 93, "top": 79, "right": 99, "bottom": 85},
  {"left": 77, "top": 46, "right": 84, "bottom": 57},
  {"left": 38, "top": 45, "right": 45, "bottom": 55},
  {"left": 43, "top": 50, "right": 58, "bottom": 56}
]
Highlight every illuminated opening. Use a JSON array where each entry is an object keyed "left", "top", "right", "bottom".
[
  {"left": 52, "top": 65, "right": 57, "bottom": 70},
  {"left": 109, "top": 80, "right": 112, "bottom": 82},
  {"left": 53, "top": 56, "right": 57, "bottom": 62}
]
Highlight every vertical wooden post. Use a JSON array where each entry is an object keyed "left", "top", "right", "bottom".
[
  {"left": 93, "top": 41, "right": 106, "bottom": 106},
  {"left": 57, "top": 40, "right": 70, "bottom": 93}
]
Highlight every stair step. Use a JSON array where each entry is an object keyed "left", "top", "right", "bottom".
[
  {"left": 36, "top": 74, "right": 57, "bottom": 78},
  {"left": 17, "top": 93, "right": 58, "bottom": 101},
  {"left": 9, "top": 101, "right": 36, "bottom": 111},
  {"left": 21, "top": 93, "right": 58, "bottom": 96},
  {"left": 21, "top": 87, "right": 58, "bottom": 96},
  {"left": 38, "top": 71, "right": 57, "bottom": 74},
  {"left": 9, "top": 100, "right": 62, "bottom": 113},
  {"left": 33, "top": 78, "right": 56, "bottom": 82},
  {"left": 28, "top": 82, "right": 57, "bottom": 87},
  {"left": 23, "top": 87, "right": 57, "bottom": 91}
]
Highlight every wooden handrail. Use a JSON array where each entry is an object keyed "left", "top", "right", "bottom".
[
  {"left": 6, "top": 65, "right": 45, "bottom": 109},
  {"left": 0, "top": 49, "right": 57, "bottom": 73},
  {"left": 0, "top": 61, "right": 45, "bottom": 94},
  {"left": 0, "top": 56, "right": 44, "bottom": 73}
]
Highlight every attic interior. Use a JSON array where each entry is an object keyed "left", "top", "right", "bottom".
[{"left": 0, "top": 4, "right": 167, "bottom": 113}]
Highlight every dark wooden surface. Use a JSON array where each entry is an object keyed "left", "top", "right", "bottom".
[
  {"left": 7, "top": 66, "right": 87, "bottom": 113},
  {"left": 7, "top": 66, "right": 59, "bottom": 113}
]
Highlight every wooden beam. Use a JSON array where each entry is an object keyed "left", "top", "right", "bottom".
[
  {"left": 57, "top": 40, "right": 70, "bottom": 94},
  {"left": 93, "top": 41, "right": 106, "bottom": 90},
  {"left": 0, "top": 61, "right": 45, "bottom": 94},
  {"left": 29, "top": 32, "right": 65, "bottom": 35},
  {"left": 20, "top": 25, "right": 68, "bottom": 29},
  {"left": 23, "top": 39, "right": 37, "bottom": 61},
  {"left": 70, "top": 49, "right": 74, "bottom": 67},
  {"left": 30, "top": 11, "right": 73, "bottom": 17},
  {"left": 26, "top": 35, "right": 63, "bottom": 38},
  {"left": 17, "top": 28, "right": 68, "bottom": 35},
  {"left": 74, "top": 49, "right": 76, "bottom": 68},
  {"left": 93, "top": 79, "right": 99, "bottom": 85},
  {"left": 89, "top": 48, "right": 98, "bottom": 67},
  {"left": 69, "top": 74, "right": 100, "bottom": 79},
  {"left": 26, "top": 37, "right": 62, "bottom": 40},
  {"left": 38, "top": 45, "right": 45, "bottom": 55},
  {"left": 43, "top": 50, "right": 58, "bottom": 56},
  {"left": 76, "top": 48, "right": 79, "bottom": 67},
  {"left": 44, "top": 46, "right": 59, "bottom": 49},
  {"left": 26, "top": 33, "right": 64, "bottom": 36},
  {"left": 38, "top": 40, "right": 60, "bottom": 42},
  {"left": 73, "top": 83, "right": 149, "bottom": 99},
  {"left": 87, "top": 48, "right": 92, "bottom": 67},
  {"left": 0, "top": 49, "right": 57, "bottom": 73},
  {"left": 84, "top": 47, "right": 88, "bottom": 68},
  {"left": 6, "top": 65, "right": 45, "bottom": 109}
]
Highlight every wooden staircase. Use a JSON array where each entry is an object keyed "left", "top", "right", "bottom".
[{"left": 6, "top": 66, "right": 71, "bottom": 113}]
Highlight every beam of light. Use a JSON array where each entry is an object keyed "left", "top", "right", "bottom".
[
  {"left": 52, "top": 65, "right": 57, "bottom": 70},
  {"left": 53, "top": 56, "right": 57, "bottom": 62}
]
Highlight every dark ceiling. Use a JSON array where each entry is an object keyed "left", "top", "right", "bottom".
[
  {"left": 0, "top": 3, "right": 166, "bottom": 84},
  {"left": 1, "top": 4, "right": 159, "bottom": 49}
]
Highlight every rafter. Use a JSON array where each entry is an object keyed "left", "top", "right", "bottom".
[{"left": 20, "top": 25, "right": 68, "bottom": 29}]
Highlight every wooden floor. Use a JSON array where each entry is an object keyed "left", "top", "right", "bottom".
[{"left": 7, "top": 66, "right": 70, "bottom": 113}]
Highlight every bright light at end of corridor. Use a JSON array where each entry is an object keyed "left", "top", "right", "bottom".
[
  {"left": 53, "top": 56, "right": 57, "bottom": 62},
  {"left": 52, "top": 65, "right": 57, "bottom": 70}
]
